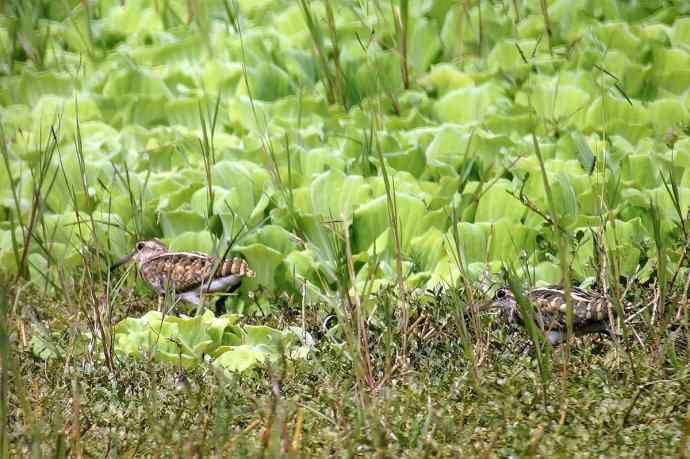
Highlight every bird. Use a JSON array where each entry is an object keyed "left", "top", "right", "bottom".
[
  {"left": 492, "top": 285, "right": 630, "bottom": 345},
  {"left": 110, "top": 239, "right": 255, "bottom": 310}
]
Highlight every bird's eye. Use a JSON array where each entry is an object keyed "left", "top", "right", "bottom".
[
  {"left": 136, "top": 242, "right": 145, "bottom": 251},
  {"left": 496, "top": 288, "right": 507, "bottom": 299}
]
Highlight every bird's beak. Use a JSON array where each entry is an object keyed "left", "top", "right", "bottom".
[{"left": 110, "top": 251, "right": 135, "bottom": 271}]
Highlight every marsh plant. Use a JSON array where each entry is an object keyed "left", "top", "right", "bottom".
[{"left": 1, "top": 0, "right": 690, "bottom": 456}]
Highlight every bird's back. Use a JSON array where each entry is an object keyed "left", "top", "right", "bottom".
[
  {"left": 527, "top": 286, "right": 631, "bottom": 333},
  {"left": 140, "top": 252, "right": 254, "bottom": 293}
]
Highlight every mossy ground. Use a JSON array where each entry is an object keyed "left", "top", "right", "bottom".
[{"left": 6, "top": 284, "right": 689, "bottom": 457}]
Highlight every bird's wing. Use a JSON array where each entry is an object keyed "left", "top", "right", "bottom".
[
  {"left": 217, "top": 256, "right": 255, "bottom": 279},
  {"left": 529, "top": 287, "right": 609, "bottom": 327},
  {"left": 141, "top": 252, "right": 254, "bottom": 293}
]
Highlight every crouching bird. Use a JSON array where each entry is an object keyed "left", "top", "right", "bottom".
[
  {"left": 110, "top": 239, "right": 255, "bottom": 311},
  {"left": 492, "top": 286, "right": 630, "bottom": 345}
]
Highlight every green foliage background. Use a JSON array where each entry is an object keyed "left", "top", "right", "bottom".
[{"left": 2, "top": 0, "right": 690, "bottom": 295}]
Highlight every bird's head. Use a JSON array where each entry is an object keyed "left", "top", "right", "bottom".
[
  {"left": 492, "top": 286, "right": 516, "bottom": 306},
  {"left": 110, "top": 239, "right": 168, "bottom": 270},
  {"left": 492, "top": 286, "right": 518, "bottom": 317}
]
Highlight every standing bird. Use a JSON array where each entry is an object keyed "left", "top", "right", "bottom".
[
  {"left": 110, "top": 239, "right": 255, "bottom": 310},
  {"left": 492, "top": 286, "right": 628, "bottom": 345}
]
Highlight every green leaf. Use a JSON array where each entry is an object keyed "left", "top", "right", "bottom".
[
  {"left": 168, "top": 314, "right": 214, "bottom": 357},
  {"left": 571, "top": 132, "right": 596, "bottom": 174},
  {"left": 112, "top": 310, "right": 306, "bottom": 371},
  {"left": 671, "top": 17, "right": 690, "bottom": 48},
  {"left": 235, "top": 243, "right": 283, "bottom": 289},
  {"left": 426, "top": 124, "right": 472, "bottom": 168},
  {"left": 594, "top": 22, "right": 642, "bottom": 58},
  {"left": 583, "top": 94, "right": 650, "bottom": 140},
  {"left": 604, "top": 218, "right": 647, "bottom": 276},
  {"left": 447, "top": 221, "right": 537, "bottom": 264},
  {"left": 244, "top": 325, "right": 282, "bottom": 347},
  {"left": 410, "top": 227, "right": 447, "bottom": 272},
  {"left": 517, "top": 78, "right": 591, "bottom": 127},
  {"left": 102, "top": 67, "right": 172, "bottom": 98},
  {"left": 30, "top": 333, "right": 60, "bottom": 360},
  {"left": 207, "top": 314, "right": 242, "bottom": 345},
  {"left": 475, "top": 180, "right": 527, "bottom": 223},
  {"left": 283, "top": 249, "right": 320, "bottom": 284},
  {"left": 159, "top": 211, "right": 206, "bottom": 237},
  {"left": 15, "top": 72, "right": 75, "bottom": 106},
  {"left": 622, "top": 154, "right": 660, "bottom": 189},
  {"left": 309, "top": 170, "right": 372, "bottom": 220},
  {"left": 240, "top": 62, "right": 295, "bottom": 102},
  {"left": 419, "top": 64, "right": 474, "bottom": 96},
  {"left": 648, "top": 98, "right": 688, "bottom": 132},
  {"left": 550, "top": 173, "right": 579, "bottom": 225},
  {"left": 243, "top": 225, "right": 298, "bottom": 254},
  {"left": 434, "top": 83, "right": 506, "bottom": 124},
  {"left": 351, "top": 192, "right": 428, "bottom": 255},
  {"left": 409, "top": 18, "right": 442, "bottom": 74},
  {"left": 213, "top": 345, "right": 269, "bottom": 373}
]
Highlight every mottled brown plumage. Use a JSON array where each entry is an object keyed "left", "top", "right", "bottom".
[
  {"left": 111, "top": 239, "right": 255, "bottom": 306},
  {"left": 493, "top": 286, "right": 630, "bottom": 344},
  {"left": 140, "top": 252, "right": 254, "bottom": 294}
]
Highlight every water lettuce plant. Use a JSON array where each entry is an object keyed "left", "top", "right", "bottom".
[
  {"left": 113, "top": 310, "right": 313, "bottom": 372},
  {"left": 2, "top": 1, "right": 690, "bottom": 299}
]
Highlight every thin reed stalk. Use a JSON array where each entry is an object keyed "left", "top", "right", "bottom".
[
  {"left": 198, "top": 93, "right": 221, "bottom": 223},
  {"left": 324, "top": 0, "right": 347, "bottom": 108},
  {"left": 446, "top": 205, "right": 481, "bottom": 388},
  {"left": 3, "top": 123, "right": 60, "bottom": 282},
  {"left": 373, "top": 128, "right": 408, "bottom": 363},
  {"left": 221, "top": 0, "right": 240, "bottom": 32},
  {"left": 477, "top": 0, "right": 484, "bottom": 56},
  {"left": 393, "top": 0, "right": 409, "bottom": 89},
  {"left": 451, "top": 288, "right": 481, "bottom": 392},
  {"left": 506, "top": 266, "right": 552, "bottom": 392},
  {"left": 343, "top": 218, "right": 375, "bottom": 390},
  {"left": 539, "top": 0, "right": 553, "bottom": 56},
  {"left": 530, "top": 128, "right": 572, "bottom": 414},
  {"left": 298, "top": 0, "right": 336, "bottom": 104},
  {"left": 58, "top": 101, "right": 116, "bottom": 372},
  {"left": 0, "top": 286, "right": 8, "bottom": 459}
]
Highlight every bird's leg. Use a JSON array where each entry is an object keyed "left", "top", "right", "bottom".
[
  {"left": 215, "top": 295, "right": 227, "bottom": 315},
  {"left": 214, "top": 282, "right": 243, "bottom": 315}
]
